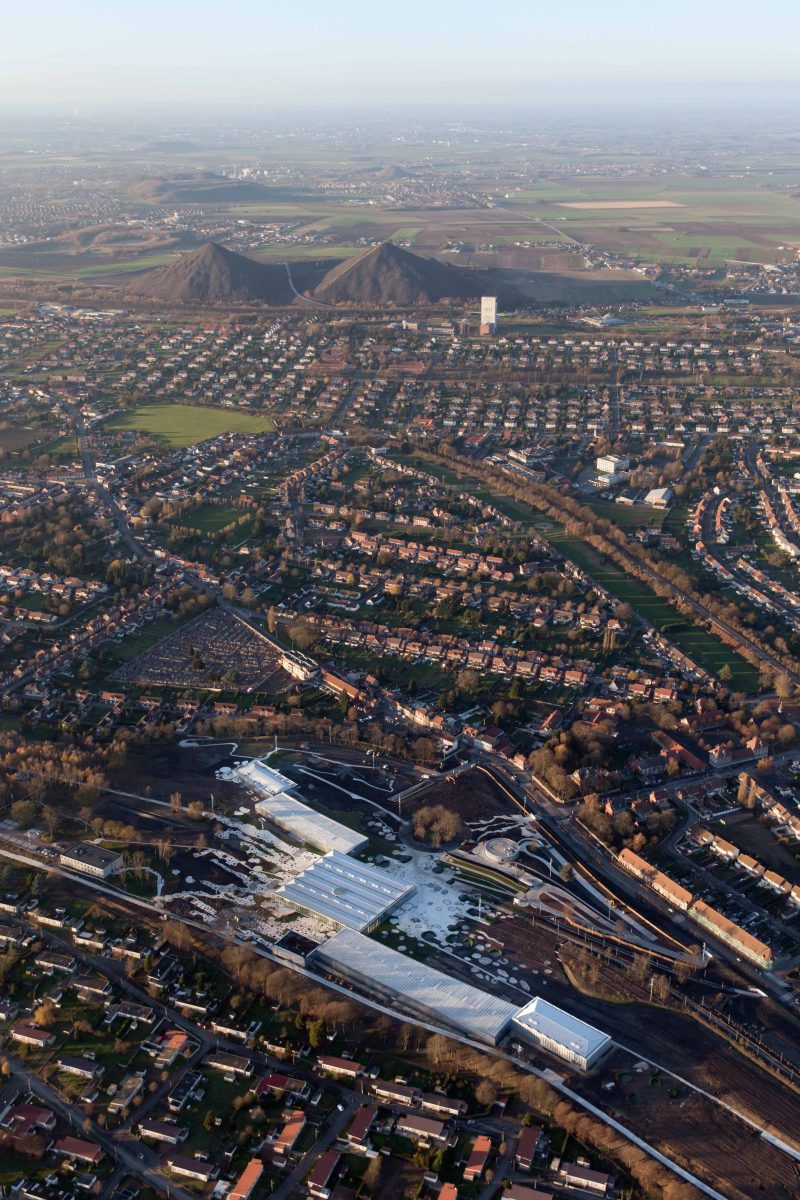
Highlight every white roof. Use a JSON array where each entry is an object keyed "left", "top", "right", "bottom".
[
  {"left": 236, "top": 759, "right": 366, "bottom": 855},
  {"left": 645, "top": 486, "right": 672, "bottom": 503},
  {"left": 253, "top": 792, "right": 366, "bottom": 855},
  {"left": 236, "top": 758, "right": 298, "bottom": 796},
  {"left": 316, "top": 928, "right": 518, "bottom": 1043},
  {"left": 511, "top": 996, "right": 611, "bottom": 1060},
  {"left": 278, "top": 851, "right": 414, "bottom": 931}
]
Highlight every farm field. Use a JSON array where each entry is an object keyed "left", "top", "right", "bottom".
[
  {"left": 0, "top": 424, "right": 59, "bottom": 453},
  {"left": 0, "top": 248, "right": 178, "bottom": 278},
  {"left": 104, "top": 403, "right": 274, "bottom": 448},
  {"left": 1, "top": 170, "right": 793, "bottom": 293},
  {"left": 499, "top": 177, "right": 800, "bottom": 265}
]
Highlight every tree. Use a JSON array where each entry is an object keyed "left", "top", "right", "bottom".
[
  {"left": 169, "top": 791, "right": 183, "bottom": 813},
  {"left": 10, "top": 800, "right": 37, "bottom": 827},
  {"left": 559, "top": 863, "right": 574, "bottom": 883},
  {"left": 307, "top": 1018, "right": 326, "bottom": 1049},
  {"left": 776, "top": 671, "right": 793, "bottom": 700},
  {"left": 456, "top": 668, "right": 481, "bottom": 696},
  {"left": 412, "top": 805, "right": 463, "bottom": 847},
  {"left": 629, "top": 953, "right": 651, "bottom": 986},
  {"left": 363, "top": 1157, "right": 385, "bottom": 1196},
  {"left": 162, "top": 920, "right": 193, "bottom": 952},
  {"left": 777, "top": 723, "right": 796, "bottom": 748},
  {"left": 288, "top": 618, "right": 318, "bottom": 652},
  {"left": 42, "top": 805, "right": 60, "bottom": 839},
  {"left": 652, "top": 973, "right": 671, "bottom": 1004},
  {"left": 475, "top": 1079, "right": 498, "bottom": 1108},
  {"left": 425, "top": 1033, "right": 454, "bottom": 1067},
  {"left": 719, "top": 664, "right": 733, "bottom": 683},
  {"left": 34, "top": 1000, "right": 58, "bottom": 1028}
]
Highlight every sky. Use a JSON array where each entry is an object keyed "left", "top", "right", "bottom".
[{"left": 2, "top": 0, "right": 799, "bottom": 111}]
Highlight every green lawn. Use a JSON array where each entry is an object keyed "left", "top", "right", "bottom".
[
  {"left": 551, "top": 534, "right": 760, "bottom": 692},
  {"left": 586, "top": 500, "right": 665, "bottom": 530},
  {"left": 176, "top": 503, "right": 242, "bottom": 533},
  {"left": 105, "top": 404, "right": 274, "bottom": 448}
]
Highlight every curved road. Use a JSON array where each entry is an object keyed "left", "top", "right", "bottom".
[{"left": 282, "top": 262, "right": 336, "bottom": 309}]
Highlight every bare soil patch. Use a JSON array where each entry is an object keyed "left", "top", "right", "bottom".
[
  {"left": 403, "top": 768, "right": 516, "bottom": 823},
  {"left": 584, "top": 1059, "right": 799, "bottom": 1200}
]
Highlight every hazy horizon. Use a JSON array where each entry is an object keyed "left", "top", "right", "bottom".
[{"left": 2, "top": 0, "right": 799, "bottom": 111}]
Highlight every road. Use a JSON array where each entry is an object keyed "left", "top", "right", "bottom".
[
  {"left": 5, "top": 1049, "right": 198, "bottom": 1200},
  {"left": 69, "top": 405, "right": 147, "bottom": 561},
  {"left": 282, "top": 262, "right": 335, "bottom": 309},
  {"left": 269, "top": 1096, "right": 361, "bottom": 1200},
  {"left": 684, "top": 433, "right": 710, "bottom": 473}
]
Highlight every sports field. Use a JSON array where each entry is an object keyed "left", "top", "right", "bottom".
[
  {"left": 585, "top": 500, "right": 666, "bottom": 530},
  {"left": 105, "top": 404, "right": 274, "bottom": 448},
  {"left": 177, "top": 504, "right": 241, "bottom": 533}
]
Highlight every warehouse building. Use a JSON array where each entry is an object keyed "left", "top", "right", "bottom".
[
  {"left": 644, "top": 486, "right": 673, "bottom": 509},
  {"left": 236, "top": 758, "right": 367, "bottom": 855},
  {"left": 511, "top": 996, "right": 612, "bottom": 1070},
  {"left": 277, "top": 851, "right": 414, "bottom": 933},
  {"left": 311, "top": 928, "right": 518, "bottom": 1045},
  {"left": 235, "top": 758, "right": 297, "bottom": 797}
]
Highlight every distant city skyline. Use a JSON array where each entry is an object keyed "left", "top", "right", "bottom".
[{"left": 2, "top": 0, "right": 799, "bottom": 110}]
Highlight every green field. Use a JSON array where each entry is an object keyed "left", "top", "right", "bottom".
[
  {"left": 550, "top": 534, "right": 760, "bottom": 692},
  {"left": 177, "top": 503, "right": 241, "bottom": 533},
  {"left": 0, "top": 424, "right": 58, "bottom": 453},
  {"left": 586, "top": 500, "right": 666, "bottom": 530},
  {"left": 105, "top": 403, "right": 274, "bottom": 448}
]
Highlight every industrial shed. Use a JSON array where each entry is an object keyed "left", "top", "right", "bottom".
[
  {"left": 311, "top": 928, "right": 518, "bottom": 1044},
  {"left": 511, "top": 996, "right": 611, "bottom": 1070},
  {"left": 277, "top": 851, "right": 415, "bottom": 932},
  {"left": 235, "top": 758, "right": 367, "bottom": 855}
]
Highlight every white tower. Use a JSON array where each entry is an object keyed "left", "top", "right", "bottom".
[{"left": 480, "top": 295, "right": 498, "bottom": 333}]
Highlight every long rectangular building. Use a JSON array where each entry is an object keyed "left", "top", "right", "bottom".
[
  {"left": 617, "top": 848, "right": 693, "bottom": 910},
  {"left": 511, "top": 996, "right": 612, "bottom": 1071},
  {"left": 690, "top": 900, "right": 773, "bottom": 969},
  {"left": 236, "top": 758, "right": 367, "bottom": 855},
  {"left": 618, "top": 848, "right": 774, "bottom": 968},
  {"left": 312, "top": 928, "right": 518, "bottom": 1045},
  {"left": 278, "top": 851, "right": 414, "bottom": 932}
]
